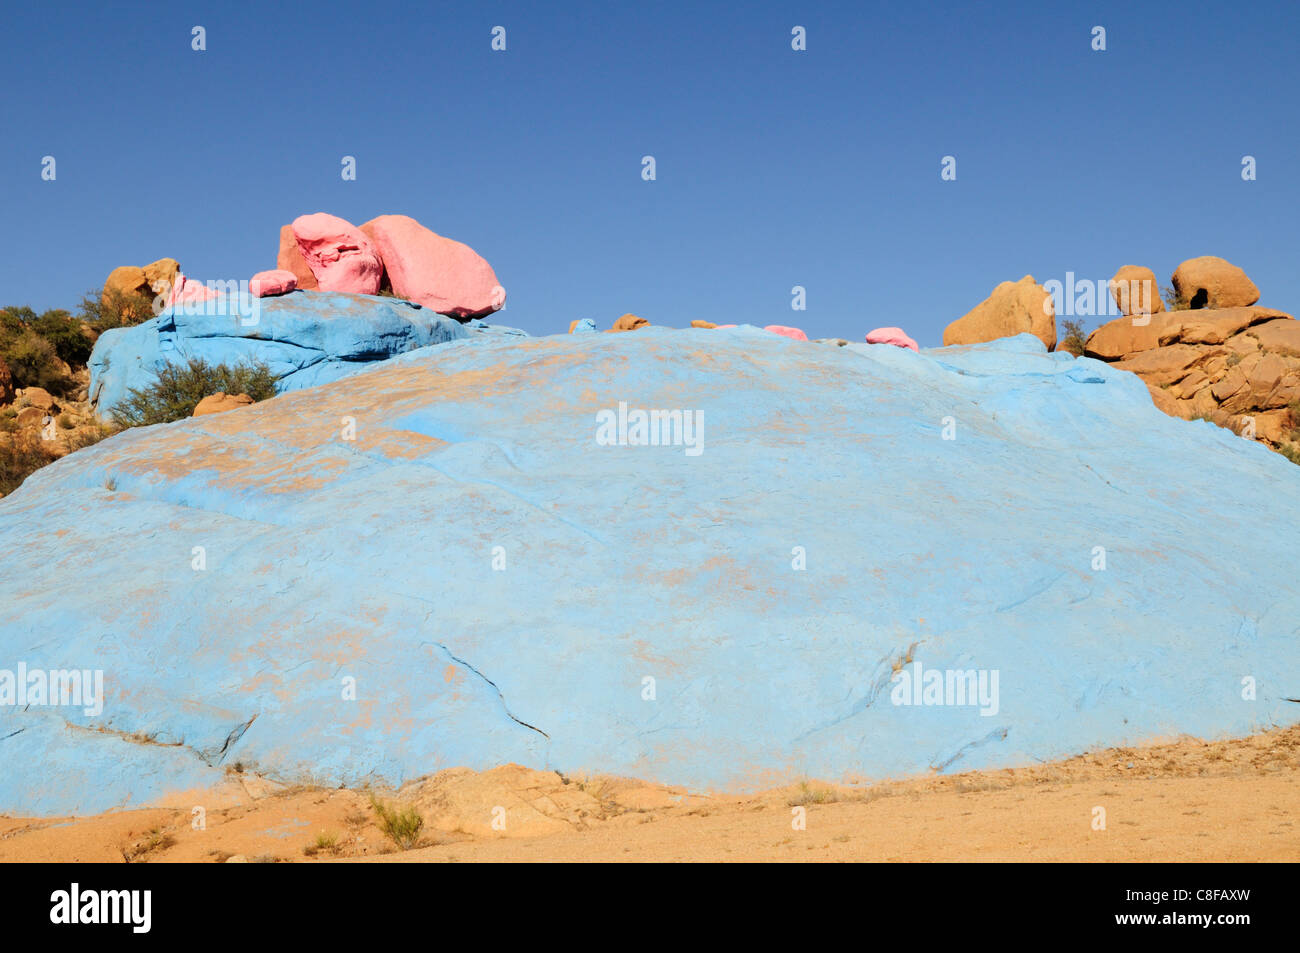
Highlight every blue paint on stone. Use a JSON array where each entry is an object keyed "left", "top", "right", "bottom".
[{"left": 3, "top": 324, "right": 1297, "bottom": 815}]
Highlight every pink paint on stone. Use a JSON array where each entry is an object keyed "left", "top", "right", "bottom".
[
  {"left": 764, "top": 324, "right": 809, "bottom": 341},
  {"left": 291, "top": 213, "right": 383, "bottom": 294},
  {"left": 249, "top": 269, "right": 298, "bottom": 298},
  {"left": 714, "top": 324, "right": 738, "bottom": 329},
  {"left": 864, "top": 327, "right": 919, "bottom": 351},
  {"left": 166, "top": 274, "right": 219, "bottom": 306},
  {"left": 359, "top": 214, "right": 506, "bottom": 318}
]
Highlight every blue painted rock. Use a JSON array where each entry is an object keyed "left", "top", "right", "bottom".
[
  {"left": 87, "top": 291, "right": 474, "bottom": 419},
  {"left": 2, "top": 328, "right": 1298, "bottom": 815}
]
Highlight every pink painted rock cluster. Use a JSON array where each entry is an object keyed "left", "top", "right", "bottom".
[
  {"left": 286, "top": 213, "right": 384, "bottom": 296},
  {"left": 166, "top": 274, "right": 219, "bottom": 306},
  {"left": 865, "top": 327, "right": 920, "bottom": 351},
  {"left": 249, "top": 269, "right": 298, "bottom": 298},
  {"left": 271, "top": 212, "right": 505, "bottom": 318}
]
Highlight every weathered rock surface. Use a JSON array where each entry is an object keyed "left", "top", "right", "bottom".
[
  {"left": 943, "top": 276, "right": 1056, "bottom": 350},
  {"left": 277, "top": 225, "right": 318, "bottom": 291},
  {"left": 608, "top": 313, "right": 648, "bottom": 332},
  {"left": 1110, "top": 265, "right": 1164, "bottom": 316},
  {"left": 1085, "top": 303, "right": 1300, "bottom": 445},
  {"left": 1172, "top": 256, "right": 1259, "bottom": 310},
  {"left": 3, "top": 329, "right": 1298, "bottom": 815},
  {"left": 192, "top": 392, "right": 255, "bottom": 416}
]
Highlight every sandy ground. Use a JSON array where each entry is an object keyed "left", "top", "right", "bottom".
[{"left": 3, "top": 726, "right": 1297, "bottom": 863}]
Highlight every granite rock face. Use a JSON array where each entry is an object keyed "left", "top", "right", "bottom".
[{"left": 4, "top": 328, "right": 1298, "bottom": 815}]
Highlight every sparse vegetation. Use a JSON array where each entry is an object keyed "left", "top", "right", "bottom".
[
  {"left": 1162, "top": 285, "right": 1189, "bottom": 311},
  {"left": 109, "top": 357, "right": 277, "bottom": 428},
  {"left": 1058, "top": 318, "right": 1090, "bottom": 356},
  {"left": 787, "top": 781, "right": 839, "bottom": 807},
  {"left": 302, "top": 830, "right": 341, "bottom": 857},
  {"left": 0, "top": 435, "right": 60, "bottom": 497},
  {"left": 370, "top": 795, "right": 424, "bottom": 850},
  {"left": 76, "top": 286, "right": 158, "bottom": 332},
  {"left": 1226, "top": 352, "right": 1243, "bottom": 367}
]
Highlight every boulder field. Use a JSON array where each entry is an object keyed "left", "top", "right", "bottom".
[{"left": 2, "top": 324, "right": 1298, "bottom": 815}]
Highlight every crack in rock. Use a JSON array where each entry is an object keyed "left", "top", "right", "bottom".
[
  {"left": 421, "top": 641, "right": 550, "bottom": 740},
  {"left": 931, "top": 726, "right": 1010, "bottom": 772}
]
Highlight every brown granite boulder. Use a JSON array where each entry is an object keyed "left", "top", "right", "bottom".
[
  {"left": 1171, "top": 256, "right": 1259, "bottom": 310},
  {"left": 943, "top": 276, "right": 1055, "bottom": 350}
]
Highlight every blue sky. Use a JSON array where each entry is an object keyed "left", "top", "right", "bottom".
[{"left": 3, "top": 0, "right": 1297, "bottom": 345}]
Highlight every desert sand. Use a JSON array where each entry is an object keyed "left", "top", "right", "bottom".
[{"left": 2, "top": 726, "right": 1296, "bottom": 863}]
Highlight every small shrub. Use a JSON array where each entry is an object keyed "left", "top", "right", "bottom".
[
  {"left": 1162, "top": 285, "right": 1189, "bottom": 311},
  {"left": 303, "top": 830, "right": 341, "bottom": 857},
  {"left": 1226, "top": 352, "right": 1243, "bottom": 368},
  {"left": 57, "top": 414, "right": 75, "bottom": 430},
  {"left": 0, "top": 435, "right": 59, "bottom": 497},
  {"left": 110, "top": 358, "right": 277, "bottom": 428},
  {"left": 370, "top": 796, "right": 424, "bottom": 850},
  {"left": 1278, "top": 443, "right": 1300, "bottom": 467},
  {"left": 1058, "top": 318, "right": 1089, "bottom": 356},
  {"left": 77, "top": 287, "right": 159, "bottom": 332}
]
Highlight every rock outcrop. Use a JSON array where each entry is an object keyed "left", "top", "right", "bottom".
[
  {"left": 1085, "top": 304, "right": 1300, "bottom": 447},
  {"left": 1110, "top": 265, "right": 1164, "bottom": 316},
  {"left": 87, "top": 291, "right": 473, "bottom": 417},
  {"left": 3, "top": 328, "right": 1298, "bottom": 815},
  {"left": 943, "top": 275, "right": 1056, "bottom": 350},
  {"left": 289, "top": 213, "right": 384, "bottom": 295},
  {"left": 192, "top": 392, "right": 255, "bottom": 416},
  {"left": 608, "top": 313, "right": 648, "bottom": 332},
  {"left": 360, "top": 214, "right": 505, "bottom": 318},
  {"left": 1171, "top": 256, "right": 1259, "bottom": 310}
]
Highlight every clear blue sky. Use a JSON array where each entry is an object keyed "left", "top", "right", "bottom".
[{"left": 3, "top": 0, "right": 1297, "bottom": 345}]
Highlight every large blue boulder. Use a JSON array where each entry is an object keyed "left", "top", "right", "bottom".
[
  {"left": 2, "top": 327, "right": 1297, "bottom": 815},
  {"left": 86, "top": 290, "right": 511, "bottom": 419}
]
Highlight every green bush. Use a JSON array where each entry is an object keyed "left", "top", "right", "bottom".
[
  {"left": 109, "top": 358, "right": 277, "bottom": 428},
  {"left": 1058, "top": 318, "right": 1089, "bottom": 356},
  {"left": 77, "top": 287, "right": 158, "bottom": 332},
  {"left": 369, "top": 796, "right": 424, "bottom": 851},
  {"left": 2, "top": 330, "right": 65, "bottom": 392},
  {"left": 30, "top": 309, "right": 94, "bottom": 367}
]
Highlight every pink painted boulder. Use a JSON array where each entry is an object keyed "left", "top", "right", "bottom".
[
  {"left": 764, "top": 325, "right": 809, "bottom": 341},
  {"left": 714, "top": 324, "right": 738, "bottom": 329},
  {"left": 290, "top": 213, "right": 383, "bottom": 295},
  {"left": 249, "top": 269, "right": 298, "bottom": 298},
  {"left": 865, "top": 327, "right": 919, "bottom": 352},
  {"left": 359, "top": 214, "right": 506, "bottom": 318},
  {"left": 166, "top": 274, "right": 219, "bottom": 306}
]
